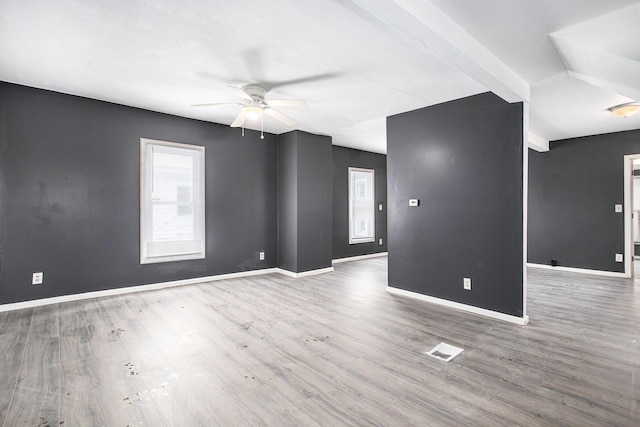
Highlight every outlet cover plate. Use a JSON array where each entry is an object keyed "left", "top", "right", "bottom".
[
  {"left": 615, "top": 253, "right": 623, "bottom": 262},
  {"left": 259, "top": 251, "right": 265, "bottom": 261},
  {"left": 32, "top": 272, "right": 43, "bottom": 285},
  {"left": 463, "top": 278, "right": 471, "bottom": 290}
]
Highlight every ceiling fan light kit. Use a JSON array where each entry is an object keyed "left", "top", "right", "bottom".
[
  {"left": 242, "top": 105, "right": 263, "bottom": 120},
  {"left": 608, "top": 102, "right": 640, "bottom": 118},
  {"left": 192, "top": 84, "right": 307, "bottom": 138}
]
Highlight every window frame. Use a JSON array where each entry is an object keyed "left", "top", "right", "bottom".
[
  {"left": 140, "top": 138, "right": 205, "bottom": 264},
  {"left": 348, "top": 167, "right": 376, "bottom": 244}
]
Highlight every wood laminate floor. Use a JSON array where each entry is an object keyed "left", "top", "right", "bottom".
[{"left": 1, "top": 257, "right": 639, "bottom": 426}]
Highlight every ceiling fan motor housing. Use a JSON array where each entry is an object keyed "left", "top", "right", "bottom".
[{"left": 242, "top": 84, "right": 267, "bottom": 104}]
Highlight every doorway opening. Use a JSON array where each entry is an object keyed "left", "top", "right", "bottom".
[{"left": 623, "top": 154, "right": 640, "bottom": 278}]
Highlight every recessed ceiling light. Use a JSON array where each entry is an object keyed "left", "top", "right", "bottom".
[{"left": 609, "top": 102, "right": 640, "bottom": 118}]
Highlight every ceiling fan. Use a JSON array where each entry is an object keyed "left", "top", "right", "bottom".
[{"left": 192, "top": 84, "right": 307, "bottom": 138}]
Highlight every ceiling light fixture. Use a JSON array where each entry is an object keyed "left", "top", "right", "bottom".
[
  {"left": 608, "top": 102, "right": 640, "bottom": 118},
  {"left": 242, "top": 105, "right": 263, "bottom": 120},
  {"left": 240, "top": 104, "right": 265, "bottom": 139}
]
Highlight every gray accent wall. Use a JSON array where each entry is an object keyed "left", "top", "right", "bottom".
[
  {"left": 276, "top": 132, "right": 298, "bottom": 272},
  {"left": 0, "top": 82, "right": 376, "bottom": 305},
  {"left": 528, "top": 129, "right": 640, "bottom": 272},
  {"left": 386, "top": 92, "right": 524, "bottom": 318},
  {"left": 277, "top": 130, "right": 333, "bottom": 273},
  {"left": 0, "top": 82, "right": 277, "bottom": 304},
  {"left": 332, "top": 145, "right": 387, "bottom": 259}
]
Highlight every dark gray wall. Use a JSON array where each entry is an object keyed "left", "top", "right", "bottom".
[
  {"left": 332, "top": 145, "right": 387, "bottom": 259},
  {"left": 277, "top": 131, "right": 333, "bottom": 273},
  {"left": 296, "top": 132, "right": 333, "bottom": 272},
  {"left": 277, "top": 132, "right": 298, "bottom": 272},
  {"left": 528, "top": 129, "right": 640, "bottom": 272},
  {"left": 0, "top": 82, "right": 277, "bottom": 304},
  {"left": 387, "top": 92, "right": 524, "bottom": 317}
]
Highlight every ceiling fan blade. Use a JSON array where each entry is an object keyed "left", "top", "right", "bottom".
[
  {"left": 266, "top": 99, "right": 307, "bottom": 108},
  {"left": 191, "top": 102, "right": 242, "bottom": 107},
  {"left": 264, "top": 107, "right": 296, "bottom": 126},
  {"left": 227, "top": 85, "right": 253, "bottom": 101},
  {"left": 230, "top": 111, "right": 245, "bottom": 128}
]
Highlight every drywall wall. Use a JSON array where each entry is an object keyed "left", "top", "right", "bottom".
[
  {"left": 528, "top": 129, "right": 640, "bottom": 272},
  {"left": 0, "top": 81, "right": 385, "bottom": 305},
  {"left": 387, "top": 92, "right": 524, "bottom": 317},
  {"left": 332, "top": 145, "right": 387, "bottom": 259},
  {"left": 277, "top": 130, "right": 333, "bottom": 273},
  {"left": 0, "top": 82, "right": 277, "bottom": 304}
]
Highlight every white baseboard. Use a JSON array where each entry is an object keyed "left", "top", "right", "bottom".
[
  {"left": 0, "top": 264, "right": 346, "bottom": 313},
  {"left": 0, "top": 268, "right": 287, "bottom": 313},
  {"left": 332, "top": 252, "right": 388, "bottom": 264},
  {"left": 275, "top": 266, "right": 334, "bottom": 278},
  {"left": 386, "top": 286, "right": 529, "bottom": 326},
  {"left": 527, "top": 263, "right": 628, "bottom": 278}
]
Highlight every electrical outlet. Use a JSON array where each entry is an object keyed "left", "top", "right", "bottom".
[
  {"left": 259, "top": 251, "right": 265, "bottom": 261},
  {"left": 615, "top": 253, "right": 623, "bottom": 262},
  {"left": 378, "top": 204, "right": 383, "bottom": 211},
  {"left": 463, "top": 277, "right": 471, "bottom": 290},
  {"left": 32, "top": 272, "right": 43, "bottom": 285},
  {"left": 379, "top": 238, "right": 383, "bottom": 245},
  {"left": 615, "top": 204, "right": 623, "bottom": 213}
]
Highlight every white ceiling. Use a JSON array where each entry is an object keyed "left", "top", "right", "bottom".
[{"left": 1, "top": 0, "right": 639, "bottom": 154}]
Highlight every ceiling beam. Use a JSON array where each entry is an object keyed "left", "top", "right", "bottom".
[
  {"left": 550, "top": 3, "right": 640, "bottom": 101},
  {"left": 346, "top": 0, "right": 530, "bottom": 103},
  {"left": 551, "top": 35, "right": 640, "bottom": 101},
  {"left": 528, "top": 132, "right": 549, "bottom": 152}
]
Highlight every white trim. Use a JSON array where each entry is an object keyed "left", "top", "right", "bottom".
[
  {"left": 522, "top": 101, "right": 530, "bottom": 322},
  {"left": 527, "top": 263, "right": 627, "bottom": 278},
  {"left": 0, "top": 265, "right": 338, "bottom": 313},
  {"left": 527, "top": 131, "right": 549, "bottom": 152},
  {"left": 0, "top": 268, "right": 279, "bottom": 313},
  {"left": 140, "top": 138, "right": 206, "bottom": 265},
  {"left": 332, "top": 252, "right": 388, "bottom": 264},
  {"left": 386, "top": 286, "right": 529, "bottom": 326},
  {"left": 348, "top": 167, "right": 375, "bottom": 245},
  {"left": 275, "top": 267, "right": 334, "bottom": 278},
  {"left": 623, "top": 154, "right": 640, "bottom": 278}
]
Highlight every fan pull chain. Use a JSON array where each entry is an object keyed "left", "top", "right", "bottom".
[
  {"left": 242, "top": 124, "right": 245, "bottom": 137},
  {"left": 260, "top": 111, "right": 264, "bottom": 139}
]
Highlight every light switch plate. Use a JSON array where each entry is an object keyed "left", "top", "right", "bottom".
[
  {"left": 615, "top": 204, "right": 623, "bottom": 213},
  {"left": 615, "top": 253, "right": 623, "bottom": 262},
  {"left": 409, "top": 199, "right": 419, "bottom": 207}
]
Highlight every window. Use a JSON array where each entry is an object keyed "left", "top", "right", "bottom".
[
  {"left": 349, "top": 167, "right": 375, "bottom": 244},
  {"left": 140, "top": 138, "right": 205, "bottom": 263}
]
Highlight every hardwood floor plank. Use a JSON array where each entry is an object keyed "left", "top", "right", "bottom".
[
  {"left": 58, "top": 301, "right": 93, "bottom": 363},
  {"left": 59, "top": 356, "right": 169, "bottom": 427},
  {"left": 15, "top": 337, "right": 59, "bottom": 394},
  {"left": 0, "top": 308, "right": 32, "bottom": 336},
  {"left": 2, "top": 388, "right": 58, "bottom": 427},
  {"left": 0, "top": 332, "right": 26, "bottom": 390}
]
